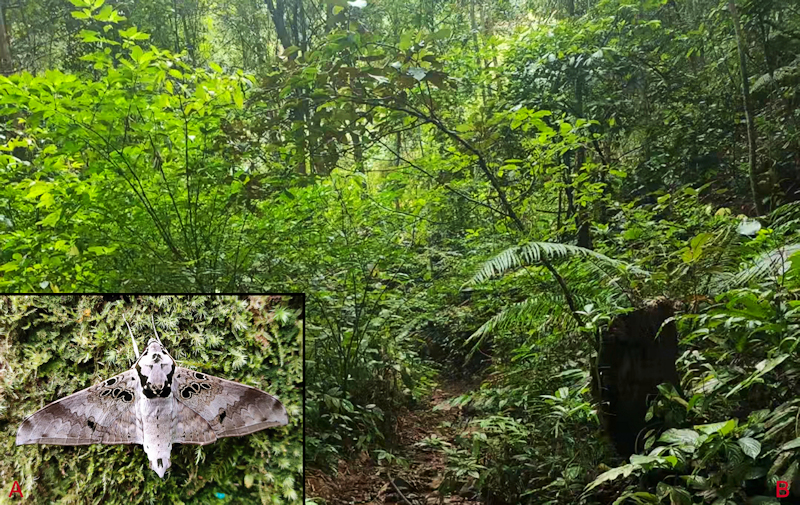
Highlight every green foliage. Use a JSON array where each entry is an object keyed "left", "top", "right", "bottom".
[
  {"left": 0, "top": 295, "right": 303, "bottom": 504},
  {"left": 1, "top": 0, "right": 800, "bottom": 503},
  {"left": 0, "top": 4, "right": 258, "bottom": 292}
]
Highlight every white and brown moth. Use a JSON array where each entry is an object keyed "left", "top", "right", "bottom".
[{"left": 16, "top": 316, "right": 288, "bottom": 478}]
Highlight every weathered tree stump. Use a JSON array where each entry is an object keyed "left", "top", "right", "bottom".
[{"left": 594, "top": 298, "right": 680, "bottom": 457}]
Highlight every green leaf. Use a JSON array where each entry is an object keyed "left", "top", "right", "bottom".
[
  {"left": 658, "top": 429, "right": 699, "bottom": 445},
  {"left": 130, "top": 45, "right": 144, "bottom": 64},
  {"left": 94, "top": 5, "right": 125, "bottom": 22},
  {"left": 399, "top": 31, "right": 415, "bottom": 51},
  {"left": 71, "top": 11, "right": 90, "bottom": 19},
  {"left": 738, "top": 437, "right": 761, "bottom": 459},
  {"left": 69, "top": 0, "right": 91, "bottom": 7},
  {"left": 26, "top": 181, "right": 50, "bottom": 199},
  {"left": 780, "top": 437, "right": 800, "bottom": 452},
  {"left": 431, "top": 27, "right": 452, "bottom": 40},
  {"left": 80, "top": 30, "right": 101, "bottom": 43},
  {"left": 333, "top": 5, "right": 345, "bottom": 14},
  {"left": 244, "top": 474, "right": 255, "bottom": 488},
  {"left": 584, "top": 463, "right": 640, "bottom": 492},
  {"left": 209, "top": 62, "right": 223, "bottom": 73},
  {"left": 694, "top": 419, "right": 736, "bottom": 436},
  {"left": 118, "top": 26, "right": 138, "bottom": 39},
  {"left": 37, "top": 209, "right": 62, "bottom": 227},
  {"left": 87, "top": 246, "right": 117, "bottom": 255}
]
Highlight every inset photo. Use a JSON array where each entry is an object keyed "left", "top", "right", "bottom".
[{"left": 1, "top": 294, "right": 303, "bottom": 504}]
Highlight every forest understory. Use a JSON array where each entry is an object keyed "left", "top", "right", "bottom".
[{"left": 307, "top": 377, "right": 483, "bottom": 505}]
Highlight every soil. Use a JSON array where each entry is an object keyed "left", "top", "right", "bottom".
[{"left": 305, "top": 378, "right": 483, "bottom": 505}]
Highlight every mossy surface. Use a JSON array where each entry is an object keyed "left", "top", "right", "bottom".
[{"left": 0, "top": 295, "right": 303, "bottom": 504}]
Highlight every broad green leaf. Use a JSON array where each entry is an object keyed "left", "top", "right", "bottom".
[
  {"left": 780, "top": 437, "right": 800, "bottom": 452},
  {"left": 399, "top": 31, "right": 415, "bottom": 51},
  {"left": 658, "top": 429, "right": 699, "bottom": 445},
  {"left": 37, "top": 210, "right": 62, "bottom": 227},
  {"left": 694, "top": 419, "right": 736, "bottom": 436},
  {"left": 738, "top": 437, "right": 761, "bottom": 459}
]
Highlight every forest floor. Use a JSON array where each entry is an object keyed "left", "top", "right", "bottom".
[{"left": 306, "top": 378, "right": 483, "bottom": 505}]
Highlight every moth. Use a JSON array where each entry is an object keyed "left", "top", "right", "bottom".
[{"left": 16, "top": 316, "right": 288, "bottom": 478}]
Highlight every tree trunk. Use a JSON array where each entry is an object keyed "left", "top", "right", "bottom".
[
  {"left": 728, "top": 0, "right": 766, "bottom": 214},
  {"left": 265, "top": 0, "right": 292, "bottom": 51},
  {"left": 594, "top": 299, "right": 680, "bottom": 457},
  {"left": 0, "top": 0, "right": 13, "bottom": 75}
]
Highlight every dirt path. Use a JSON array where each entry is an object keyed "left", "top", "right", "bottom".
[{"left": 306, "top": 379, "right": 482, "bottom": 505}]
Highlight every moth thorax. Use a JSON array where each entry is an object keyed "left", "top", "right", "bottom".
[{"left": 136, "top": 351, "right": 176, "bottom": 399}]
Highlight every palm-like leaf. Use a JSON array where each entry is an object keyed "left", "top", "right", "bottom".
[
  {"left": 771, "top": 201, "right": 800, "bottom": 234},
  {"left": 467, "top": 241, "right": 648, "bottom": 286},
  {"left": 718, "top": 243, "right": 800, "bottom": 289},
  {"left": 465, "top": 293, "right": 580, "bottom": 360}
]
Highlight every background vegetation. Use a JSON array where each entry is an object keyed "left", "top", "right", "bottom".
[
  {"left": 0, "top": 295, "right": 303, "bottom": 504},
  {"left": 0, "top": 0, "right": 800, "bottom": 502}
]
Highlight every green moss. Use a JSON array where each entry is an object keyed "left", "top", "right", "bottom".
[{"left": 0, "top": 295, "right": 303, "bottom": 504}]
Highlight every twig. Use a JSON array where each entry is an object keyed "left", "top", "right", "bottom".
[{"left": 387, "top": 473, "right": 414, "bottom": 505}]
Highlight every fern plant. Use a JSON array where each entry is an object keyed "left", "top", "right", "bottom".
[{"left": 466, "top": 241, "right": 648, "bottom": 358}]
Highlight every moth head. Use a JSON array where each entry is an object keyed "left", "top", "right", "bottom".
[{"left": 141, "top": 338, "right": 173, "bottom": 362}]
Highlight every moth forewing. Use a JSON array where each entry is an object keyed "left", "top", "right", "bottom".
[{"left": 17, "top": 336, "right": 289, "bottom": 479}]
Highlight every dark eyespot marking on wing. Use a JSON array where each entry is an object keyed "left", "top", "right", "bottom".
[
  {"left": 87, "top": 419, "right": 96, "bottom": 430},
  {"left": 100, "top": 389, "right": 111, "bottom": 397},
  {"left": 194, "top": 372, "right": 206, "bottom": 380},
  {"left": 157, "top": 458, "right": 163, "bottom": 468},
  {"left": 219, "top": 411, "right": 227, "bottom": 424},
  {"left": 105, "top": 377, "right": 117, "bottom": 386}
]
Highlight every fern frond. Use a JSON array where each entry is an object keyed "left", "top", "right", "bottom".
[
  {"left": 465, "top": 294, "right": 576, "bottom": 360},
  {"left": 467, "top": 241, "right": 647, "bottom": 286},
  {"left": 772, "top": 201, "right": 800, "bottom": 234},
  {"left": 719, "top": 243, "right": 800, "bottom": 289}
]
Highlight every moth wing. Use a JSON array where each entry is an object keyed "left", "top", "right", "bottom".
[
  {"left": 173, "top": 367, "right": 288, "bottom": 438},
  {"left": 16, "top": 369, "right": 142, "bottom": 446},
  {"left": 173, "top": 400, "right": 217, "bottom": 445}
]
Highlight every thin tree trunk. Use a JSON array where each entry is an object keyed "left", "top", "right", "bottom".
[
  {"left": 728, "top": 0, "right": 765, "bottom": 214},
  {"left": 0, "top": 0, "right": 11, "bottom": 75},
  {"left": 394, "top": 131, "right": 401, "bottom": 167},
  {"left": 265, "top": 0, "right": 292, "bottom": 51}
]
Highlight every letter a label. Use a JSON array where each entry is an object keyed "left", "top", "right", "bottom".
[{"left": 8, "top": 480, "right": 23, "bottom": 498}]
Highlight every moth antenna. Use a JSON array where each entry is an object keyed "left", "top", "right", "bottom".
[
  {"left": 122, "top": 313, "right": 141, "bottom": 359},
  {"left": 151, "top": 313, "right": 162, "bottom": 344}
]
